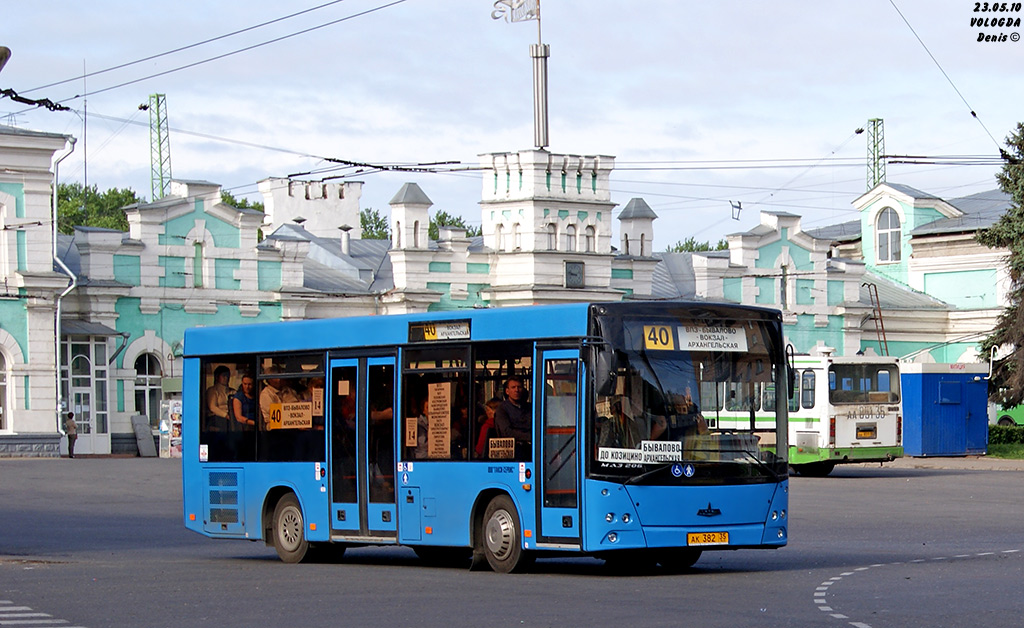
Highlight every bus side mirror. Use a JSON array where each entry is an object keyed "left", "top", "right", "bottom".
[
  {"left": 595, "top": 350, "right": 618, "bottom": 397},
  {"left": 786, "top": 344, "right": 796, "bottom": 400}
]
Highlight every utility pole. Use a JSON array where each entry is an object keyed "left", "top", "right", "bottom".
[
  {"left": 867, "top": 118, "right": 885, "bottom": 190},
  {"left": 148, "top": 94, "right": 172, "bottom": 200}
]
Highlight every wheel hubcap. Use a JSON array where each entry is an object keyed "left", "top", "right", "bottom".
[
  {"left": 484, "top": 509, "right": 514, "bottom": 560},
  {"left": 279, "top": 508, "right": 302, "bottom": 551}
]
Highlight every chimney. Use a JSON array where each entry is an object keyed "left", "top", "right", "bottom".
[{"left": 339, "top": 224, "right": 352, "bottom": 256}]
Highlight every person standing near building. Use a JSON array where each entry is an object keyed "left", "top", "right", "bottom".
[{"left": 65, "top": 411, "right": 77, "bottom": 458}]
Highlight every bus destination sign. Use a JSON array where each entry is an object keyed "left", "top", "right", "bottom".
[{"left": 408, "top": 319, "right": 471, "bottom": 343}]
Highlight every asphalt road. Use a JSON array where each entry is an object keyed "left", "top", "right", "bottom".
[{"left": 2, "top": 456, "right": 1023, "bottom": 628}]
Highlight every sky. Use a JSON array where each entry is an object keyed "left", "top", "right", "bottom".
[{"left": 3, "top": 0, "right": 1022, "bottom": 249}]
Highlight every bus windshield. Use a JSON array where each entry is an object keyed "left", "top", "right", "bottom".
[
  {"left": 590, "top": 308, "right": 787, "bottom": 484},
  {"left": 828, "top": 362, "right": 900, "bottom": 404}
]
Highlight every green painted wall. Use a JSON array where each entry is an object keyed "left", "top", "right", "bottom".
[
  {"left": 924, "top": 269, "right": 997, "bottom": 309},
  {"left": 16, "top": 230, "right": 26, "bottom": 271},
  {"left": 257, "top": 261, "right": 282, "bottom": 291},
  {"left": 425, "top": 281, "right": 491, "bottom": 312},
  {"left": 0, "top": 299, "right": 29, "bottom": 360},
  {"left": 466, "top": 263, "right": 489, "bottom": 274},
  {"left": 755, "top": 276, "right": 775, "bottom": 304},
  {"left": 827, "top": 280, "right": 845, "bottom": 306},
  {"left": 113, "top": 297, "right": 282, "bottom": 368},
  {"left": 158, "top": 198, "right": 241, "bottom": 248},
  {"left": 113, "top": 254, "right": 141, "bottom": 285},
  {"left": 723, "top": 277, "right": 743, "bottom": 303},
  {"left": 785, "top": 314, "right": 845, "bottom": 354},
  {"left": 0, "top": 182, "right": 25, "bottom": 218},
  {"left": 158, "top": 256, "right": 186, "bottom": 288},
  {"left": 795, "top": 278, "right": 815, "bottom": 306},
  {"left": 214, "top": 259, "right": 241, "bottom": 290},
  {"left": 428, "top": 261, "right": 451, "bottom": 273},
  {"left": 611, "top": 268, "right": 633, "bottom": 280}
]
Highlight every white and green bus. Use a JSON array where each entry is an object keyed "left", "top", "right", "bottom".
[{"left": 702, "top": 354, "right": 902, "bottom": 476}]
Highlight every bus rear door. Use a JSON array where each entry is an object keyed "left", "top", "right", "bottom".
[
  {"left": 329, "top": 356, "right": 398, "bottom": 540},
  {"left": 535, "top": 349, "right": 581, "bottom": 547}
]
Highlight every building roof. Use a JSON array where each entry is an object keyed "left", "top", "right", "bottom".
[
  {"left": 618, "top": 198, "right": 658, "bottom": 220},
  {"left": 805, "top": 219, "right": 861, "bottom": 243},
  {"left": 911, "top": 189, "right": 1011, "bottom": 236},
  {"left": 858, "top": 270, "right": 949, "bottom": 310},
  {"left": 389, "top": 182, "right": 433, "bottom": 206}
]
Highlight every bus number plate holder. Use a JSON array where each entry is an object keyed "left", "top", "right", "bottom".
[{"left": 687, "top": 531, "right": 729, "bottom": 546}]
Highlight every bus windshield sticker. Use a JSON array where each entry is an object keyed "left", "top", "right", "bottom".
[
  {"left": 408, "top": 320, "right": 471, "bottom": 342},
  {"left": 643, "top": 325, "right": 676, "bottom": 350},
  {"left": 641, "top": 440, "right": 682, "bottom": 462},
  {"left": 404, "top": 417, "right": 418, "bottom": 448},
  {"left": 427, "top": 382, "right": 452, "bottom": 458},
  {"left": 488, "top": 438, "right": 515, "bottom": 459},
  {"left": 312, "top": 387, "right": 324, "bottom": 417},
  {"left": 677, "top": 325, "right": 748, "bottom": 353},
  {"left": 598, "top": 443, "right": 682, "bottom": 464}
]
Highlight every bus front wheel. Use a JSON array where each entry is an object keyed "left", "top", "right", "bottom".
[
  {"left": 272, "top": 494, "right": 309, "bottom": 563},
  {"left": 793, "top": 461, "right": 835, "bottom": 477},
  {"left": 480, "top": 495, "right": 532, "bottom": 573}
]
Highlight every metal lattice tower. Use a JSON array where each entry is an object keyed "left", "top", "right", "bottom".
[
  {"left": 149, "top": 94, "right": 172, "bottom": 200},
  {"left": 867, "top": 118, "right": 885, "bottom": 190}
]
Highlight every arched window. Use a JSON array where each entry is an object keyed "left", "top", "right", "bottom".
[
  {"left": 547, "top": 224, "right": 557, "bottom": 250},
  {"left": 395, "top": 221, "right": 402, "bottom": 248},
  {"left": 565, "top": 225, "right": 577, "bottom": 252},
  {"left": 495, "top": 224, "right": 505, "bottom": 251},
  {"left": 640, "top": 233, "right": 647, "bottom": 257},
  {"left": 0, "top": 352, "right": 6, "bottom": 431},
  {"left": 413, "top": 220, "right": 420, "bottom": 248},
  {"left": 876, "top": 207, "right": 901, "bottom": 262},
  {"left": 512, "top": 223, "right": 521, "bottom": 250},
  {"left": 622, "top": 234, "right": 630, "bottom": 256},
  {"left": 584, "top": 226, "right": 595, "bottom": 253},
  {"left": 135, "top": 353, "right": 163, "bottom": 428}
]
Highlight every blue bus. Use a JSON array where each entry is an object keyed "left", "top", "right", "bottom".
[{"left": 182, "top": 301, "right": 790, "bottom": 572}]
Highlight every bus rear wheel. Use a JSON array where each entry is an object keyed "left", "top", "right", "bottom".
[
  {"left": 480, "top": 495, "right": 531, "bottom": 573},
  {"left": 272, "top": 494, "right": 309, "bottom": 563}
]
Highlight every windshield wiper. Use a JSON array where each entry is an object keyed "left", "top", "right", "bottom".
[{"left": 624, "top": 463, "right": 672, "bottom": 485}]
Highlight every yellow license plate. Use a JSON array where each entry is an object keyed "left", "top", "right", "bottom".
[{"left": 687, "top": 531, "right": 729, "bottom": 546}]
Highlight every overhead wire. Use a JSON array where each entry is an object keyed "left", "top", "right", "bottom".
[
  {"left": 22, "top": 0, "right": 353, "bottom": 95},
  {"left": 888, "top": 0, "right": 1003, "bottom": 151}
]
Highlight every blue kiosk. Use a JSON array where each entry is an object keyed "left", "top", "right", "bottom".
[{"left": 900, "top": 363, "right": 989, "bottom": 457}]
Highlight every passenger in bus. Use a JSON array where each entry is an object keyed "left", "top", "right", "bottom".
[
  {"left": 206, "top": 365, "right": 233, "bottom": 431},
  {"left": 230, "top": 373, "right": 257, "bottom": 429},
  {"left": 494, "top": 376, "right": 531, "bottom": 444},
  {"left": 597, "top": 398, "right": 650, "bottom": 449},
  {"left": 259, "top": 366, "right": 286, "bottom": 428},
  {"left": 474, "top": 398, "right": 502, "bottom": 458}
]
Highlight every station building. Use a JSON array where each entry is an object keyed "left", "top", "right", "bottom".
[{"left": 0, "top": 122, "right": 1011, "bottom": 456}]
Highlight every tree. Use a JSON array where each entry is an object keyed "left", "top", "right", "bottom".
[
  {"left": 56, "top": 183, "right": 142, "bottom": 234},
  {"left": 665, "top": 237, "right": 729, "bottom": 253},
  {"left": 221, "top": 191, "right": 264, "bottom": 213},
  {"left": 360, "top": 207, "right": 390, "bottom": 240},
  {"left": 430, "top": 210, "right": 483, "bottom": 240},
  {"left": 977, "top": 122, "right": 1024, "bottom": 405}
]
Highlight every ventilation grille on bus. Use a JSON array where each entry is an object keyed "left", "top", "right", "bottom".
[{"left": 208, "top": 471, "right": 239, "bottom": 525}]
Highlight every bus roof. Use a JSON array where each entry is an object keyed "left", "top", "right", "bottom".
[{"left": 183, "top": 302, "right": 594, "bottom": 357}]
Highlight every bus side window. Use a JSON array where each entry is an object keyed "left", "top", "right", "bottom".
[
  {"left": 800, "top": 370, "right": 815, "bottom": 409},
  {"left": 401, "top": 347, "right": 471, "bottom": 462}
]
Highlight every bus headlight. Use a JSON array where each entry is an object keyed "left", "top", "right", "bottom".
[
  {"left": 621, "top": 513, "right": 631, "bottom": 524},
  {"left": 606, "top": 512, "right": 615, "bottom": 523},
  {"left": 607, "top": 532, "right": 619, "bottom": 543}
]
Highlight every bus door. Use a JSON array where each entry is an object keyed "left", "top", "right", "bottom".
[
  {"left": 328, "top": 356, "right": 398, "bottom": 539},
  {"left": 535, "top": 349, "right": 581, "bottom": 545}
]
